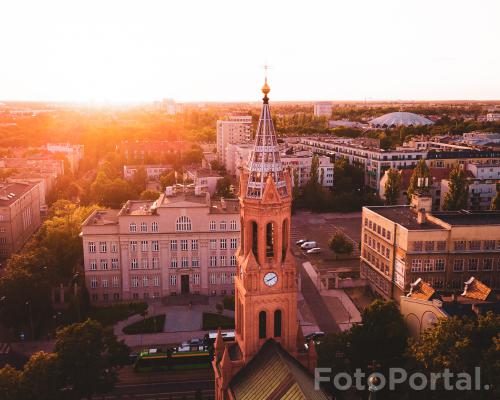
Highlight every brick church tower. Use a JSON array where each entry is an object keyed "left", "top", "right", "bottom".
[{"left": 212, "top": 78, "right": 326, "bottom": 400}]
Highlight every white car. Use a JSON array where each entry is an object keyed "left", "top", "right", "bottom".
[
  {"left": 296, "top": 239, "right": 308, "bottom": 246},
  {"left": 306, "top": 247, "right": 321, "bottom": 254},
  {"left": 300, "top": 241, "right": 317, "bottom": 250}
]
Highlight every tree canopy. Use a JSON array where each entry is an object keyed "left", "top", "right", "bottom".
[
  {"left": 442, "top": 165, "right": 469, "bottom": 211},
  {"left": 384, "top": 168, "right": 401, "bottom": 205}
]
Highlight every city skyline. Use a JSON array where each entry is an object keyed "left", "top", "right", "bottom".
[{"left": 1, "top": 0, "right": 500, "bottom": 103}]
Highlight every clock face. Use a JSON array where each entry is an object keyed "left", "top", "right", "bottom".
[{"left": 263, "top": 272, "right": 278, "bottom": 287}]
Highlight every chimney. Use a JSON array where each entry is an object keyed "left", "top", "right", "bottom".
[{"left": 417, "top": 208, "right": 427, "bottom": 225}]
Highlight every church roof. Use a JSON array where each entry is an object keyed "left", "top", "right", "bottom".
[
  {"left": 229, "top": 340, "right": 329, "bottom": 400},
  {"left": 246, "top": 79, "right": 288, "bottom": 199}
]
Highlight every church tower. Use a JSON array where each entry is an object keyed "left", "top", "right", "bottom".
[{"left": 234, "top": 77, "right": 298, "bottom": 361}]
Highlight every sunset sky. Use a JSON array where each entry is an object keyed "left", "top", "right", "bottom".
[{"left": 1, "top": 0, "right": 499, "bottom": 103}]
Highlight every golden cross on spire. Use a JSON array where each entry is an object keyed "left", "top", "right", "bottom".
[{"left": 261, "top": 63, "right": 271, "bottom": 99}]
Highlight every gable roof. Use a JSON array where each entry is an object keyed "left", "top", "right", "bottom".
[
  {"left": 229, "top": 340, "right": 328, "bottom": 400},
  {"left": 407, "top": 278, "right": 436, "bottom": 301},
  {"left": 461, "top": 277, "right": 492, "bottom": 301}
]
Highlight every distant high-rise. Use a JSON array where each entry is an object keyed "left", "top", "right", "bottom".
[
  {"left": 313, "top": 101, "right": 332, "bottom": 118},
  {"left": 216, "top": 116, "right": 252, "bottom": 165}
]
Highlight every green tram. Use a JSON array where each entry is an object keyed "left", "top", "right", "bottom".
[{"left": 134, "top": 347, "right": 212, "bottom": 372}]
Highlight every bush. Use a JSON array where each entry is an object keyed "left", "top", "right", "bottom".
[
  {"left": 202, "top": 313, "right": 234, "bottom": 330},
  {"left": 328, "top": 233, "right": 354, "bottom": 255},
  {"left": 123, "top": 315, "right": 165, "bottom": 334}
]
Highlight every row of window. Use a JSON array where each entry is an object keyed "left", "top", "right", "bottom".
[
  {"left": 361, "top": 263, "right": 391, "bottom": 295},
  {"left": 88, "top": 259, "right": 119, "bottom": 270},
  {"left": 453, "top": 240, "right": 499, "bottom": 251},
  {"left": 411, "top": 259, "right": 446, "bottom": 272},
  {"left": 128, "top": 218, "right": 238, "bottom": 233},
  {"left": 91, "top": 293, "right": 120, "bottom": 302},
  {"left": 363, "top": 249, "right": 390, "bottom": 276},
  {"left": 364, "top": 234, "right": 391, "bottom": 260},
  {"left": 411, "top": 241, "right": 447, "bottom": 252},
  {"left": 364, "top": 218, "right": 392, "bottom": 241},
  {"left": 88, "top": 241, "right": 119, "bottom": 253},
  {"left": 452, "top": 258, "right": 496, "bottom": 272},
  {"left": 129, "top": 255, "right": 237, "bottom": 269},
  {"left": 89, "top": 276, "right": 121, "bottom": 288}
]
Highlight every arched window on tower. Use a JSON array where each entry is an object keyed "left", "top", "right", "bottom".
[
  {"left": 282, "top": 219, "right": 289, "bottom": 262},
  {"left": 252, "top": 221, "right": 258, "bottom": 258},
  {"left": 266, "top": 222, "right": 274, "bottom": 257},
  {"left": 274, "top": 310, "right": 282, "bottom": 337},
  {"left": 259, "top": 311, "right": 267, "bottom": 339}
]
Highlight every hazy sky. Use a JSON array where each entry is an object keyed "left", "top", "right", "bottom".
[{"left": 1, "top": 0, "right": 499, "bottom": 103}]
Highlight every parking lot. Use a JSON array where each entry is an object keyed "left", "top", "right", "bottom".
[{"left": 291, "top": 211, "right": 362, "bottom": 269}]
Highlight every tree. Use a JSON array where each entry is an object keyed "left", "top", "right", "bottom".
[
  {"left": 406, "top": 159, "right": 431, "bottom": 202},
  {"left": 54, "top": 319, "right": 130, "bottom": 399},
  {"left": 130, "top": 167, "right": 148, "bottom": 194},
  {"left": 215, "top": 176, "right": 233, "bottom": 198},
  {"left": 159, "top": 170, "right": 176, "bottom": 190},
  {"left": 384, "top": 168, "right": 401, "bottom": 205},
  {"left": 408, "top": 312, "right": 500, "bottom": 399},
  {"left": 139, "top": 189, "right": 160, "bottom": 200},
  {"left": 442, "top": 164, "right": 468, "bottom": 211},
  {"left": 20, "top": 352, "right": 63, "bottom": 400},
  {"left": 328, "top": 233, "right": 353, "bottom": 256},
  {"left": 490, "top": 185, "right": 500, "bottom": 210},
  {"left": 0, "top": 365, "right": 21, "bottom": 400}
]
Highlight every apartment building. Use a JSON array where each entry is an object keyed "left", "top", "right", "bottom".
[
  {"left": 117, "top": 141, "right": 188, "bottom": 162},
  {"left": 82, "top": 188, "right": 240, "bottom": 303},
  {"left": 185, "top": 168, "right": 223, "bottom": 195},
  {"left": 0, "top": 181, "right": 42, "bottom": 264},
  {"left": 123, "top": 165, "right": 172, "bottom": 181},
  {"left": 216, "top": 116, "right": 252, "bottom": 165},
  {"left": 46, "top": 143, "right": 84, "bottom": 173},
  {"left": 361, "top": 193, "right": 500, "bottom": 302},
  {"left": 281, "top": 152, "right": 334, "bottom": 188},
  {"left": 313, "top": 102, "right": 332, "bottom": 118}
]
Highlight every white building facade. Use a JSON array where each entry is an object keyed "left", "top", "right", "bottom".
[
  {"left": 313, "top": 102, "right": 332, "bottom": 118},
  {"left": 82, "top": 190, "right": 240, "bottom": 303},
  {"left": 216, "top": 116, "right": 252, "bottom": 165}
]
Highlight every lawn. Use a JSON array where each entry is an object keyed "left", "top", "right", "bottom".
[
  {"left": 123, "top": 314, "right": 166, "bottom": 334},
  {"left": 88, "top": 302, "right": 147, "bottom": 326},
  {"left": 202, "top": 312, "right": 234, "bottom": 330}
]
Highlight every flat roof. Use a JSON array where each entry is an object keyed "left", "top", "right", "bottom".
[
  {"left": 365, "top": 206, "right": 445, "bottom": 230},
  {"left": 432, "top": 211, "right": 500, "bottom": 226},
  {"left": 0, "top": 181, "right": 38, "bottom": 206},
  {"left": 82, "top": 209, "right": 119, "bottom": 226}
]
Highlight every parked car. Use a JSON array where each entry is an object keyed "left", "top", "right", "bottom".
[
  {"left": 306, "top": 247, "right": 321, "bottom": 254},
  {"left": 300, "top": 241, "right": 317, "bottom": 250},
  {"left": 296, "top": 239, "right": 308, "bottom": 246}
]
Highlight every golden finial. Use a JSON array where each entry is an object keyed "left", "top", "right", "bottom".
[{"left": 262, "top": 64, "right": 271, "bottom": 103}]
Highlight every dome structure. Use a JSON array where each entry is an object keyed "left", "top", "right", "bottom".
[{"left": 369, "top": 112, "right": 434, "bottom": 127}]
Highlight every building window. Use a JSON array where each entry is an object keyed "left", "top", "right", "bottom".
[
  {"left": 114, "top": 293, "right": 120, "bottom": 300},
  {"left": 437, "top": 241, "right": 446, "bottom": 251},
  {"left": 230, "top": 238, "right": 237, "bottom": 249},
  {"left": 193, "top": 273, "right": 200, "bottom": 285},
  {"left": 412, "top": 241, "right": 423, "bottom": 252},
  {"left": 192, "top": 240, "right": 198, "bottom": 251},
  {"left": 424, "top": 241, "right": 434, "bottom": 251},
  {"left": 111, "top": 242, "right": 118, "bottom": 253},
  {"left": 176, "top": 216, "right": 192, "bottom": 232},
  {"left": 192, "top": 258, "right": 199, "bottom": 268},
  {"left": 151, "top": 221, "right": 158, "bottom": 232},
  {"left": 483, "top": 258, "right": 493, "bottom": 271},
  {"left": 220, "top": 256, "right": 226, "bottom": 267},
  {"left": 484, "top": 240, "right": 495, "bottom": 251},
  {"left": 102, "top": 279, "right": 108, "bottom": 288},
  {"left": 99, "top": 242, "right": 107, "bottom": 253},
  {"left": 99, "top": 259, "right": 107, "bottom": 270},
  {"left": 129, "top": 223, "right": 137, "bottom": 232},
  {"left": 210, "top": 221, "right": 216, "bottom": 231},
  {"left": 88, "top": 242, "right": 96, "bottom": 253},
  {"left": 468, "top": 259, "right": 478, "bottom": 271},
  {"left": 180, "top": 239, "right": 188, "bottom": 251},
  {"left": 153, "top": 276, "right": 160, "bottom": 287},
  {"left": 230, "top": 255, "right": 236, "bottom": 266},
  {"left": 170, "top": 258, "right": 177, "bottom": 268},
  {"left": 170, "top": 240, "right": 177, "bottom": 251},
  {"left": 259, "top": 311, "right": 267, "bottom": 339},
  {"left": 435, "top": 259, "right": 445, "bottom": 271},
  {"left": 221, "top": 273, "right": 227, "bottom": 284},
  {"left": 210, "top": 256, "right": 217, "bottom": 267},
  {"left": 230, "top": 220, "right": 237, "bottom": 230},
  {"left": 220, "top": 239, "right": 227, "bottom": 250},
  {"left": 152, "top": 240, "right": 159, "bottom": 252},
  {"left": 411, "top": 259, "right": 422, "bottom": 272},
  {"left": 220, "top": 221, "right": 227, "bottom": 230},
  {"left": 143, "top": 276, "right": 148, "bottom": 287},
  {"left": 131, "top": 259, "right": 138, "bottom": 269},
  {"left": 181, "top": 257, "right": 189, "bottom": 268},
  {"left": 112, "top": 276, "right": 119, "bottom": 287},
  {"left": 140, "top": 222, "right": 147, "bottom": 232},
  {"left": 231, "top": 272, "right": 236, "bottom": 283},
  {"left": 209, "top": 273, "right": 217, "bottom": 284},
  {"left": 274, "top": 310, "right": 282, "bottom": 337},
  {"left": 152, "top": 257, "right": 159, "bottom": 269},
  {"left": 130, "top": 241, "right": 137, "bottom": 252},
  {"left": 141, "top": 241, "right": 148, "bottom": 252},
  {"left": 142, "top": 258, "right": 148, "bottom": 269},
  {"left": 423, "top": 259, "right": 434, "bottom": 272},
  {"left": 89, "top": 259, "right": 97, "bottom": 270},
  {"left": 90, "top": 277, "right": 97, "bottom": 288},
  {"left": 266, "top": 222, "right": 275, "bottom": 257},
  {"left": 210, "top": 239, "right": 217, "bottom": 250},
  {"left": 468, "top": 241, "right": 481, "bottom": 251},
  {"left": 454, "top": 241, "right": 466, "bottom": 251},
  {"left": 453, "top": 259, "right": 464, "bottom": 272}
]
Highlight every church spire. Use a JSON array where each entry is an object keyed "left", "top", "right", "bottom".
[{"left": 246, "top": 76, "right": 287, "bottom": 199}]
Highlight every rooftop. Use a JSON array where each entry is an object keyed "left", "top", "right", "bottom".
[
  {"left": 83, "top": 209, "right": 119, "bottom": 226},
  {"left": 432, "top": 210, "right": 500, "bottom": 226},
  {"left": 0, "top": 181, "right": 39, "bottom": 206},
  {"left": 365, "top": 206, "right": 445, "bottom": 230}
]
